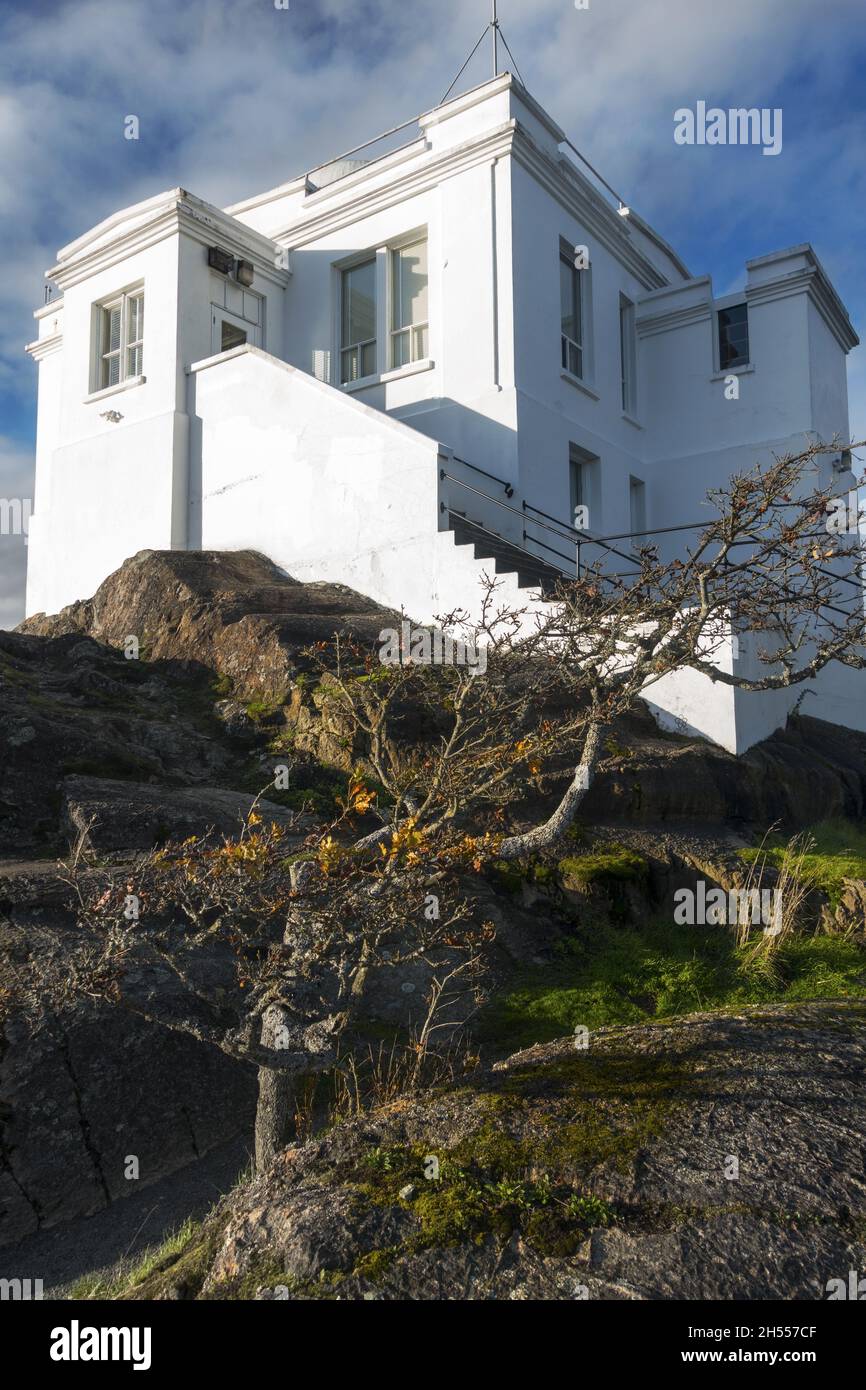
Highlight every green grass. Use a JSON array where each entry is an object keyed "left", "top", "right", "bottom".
[
  {"left": 481, "top": 917, "right": 866, "bottom": 1051},
  {"left": 738, "top": 819, "right": 866, "bottom": 907},
  {"left": 68, "top": 1218, "right": 201, "bottom": 1299}
]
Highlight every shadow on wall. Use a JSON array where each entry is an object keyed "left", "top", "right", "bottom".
[{"left": 186, "top": 363, "right": 522, "bottom": 555}]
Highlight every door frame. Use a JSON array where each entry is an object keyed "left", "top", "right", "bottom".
[{"left": 212, "top": 304, "right": 261, "bottom": 355}]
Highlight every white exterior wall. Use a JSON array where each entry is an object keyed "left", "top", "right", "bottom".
[
  {"left": 23, "top": 76, "right": 862, "bottom": 756},
  {"left": 189, "top": 343, "right": 533, "bottom": 625},
  {"left": 26, "top": 232, "right": 185, "bottom": 615},
  {"left": 231, "top": 84, "right": 524, "bottom": 504},
  {"left": 509, "top": 156, "right": 655, "bottom": 556},
  {"left": 25, "top": 191, "right": 288, "bottom": 616}
]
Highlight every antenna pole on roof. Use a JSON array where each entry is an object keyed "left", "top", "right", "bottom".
[{"left": 439, "top": 1, "right": 524, "bottom": 106}]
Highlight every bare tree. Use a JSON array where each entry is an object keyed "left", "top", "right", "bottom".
[
  {"left": 8, "top": 442, "right": 863, "bottom": 1170},
  {"left": 21, "top": 805, "right": 489, "bottom": 1170},
  {"left": 309, "top": 441, "right": 865, "bottom": 859}
]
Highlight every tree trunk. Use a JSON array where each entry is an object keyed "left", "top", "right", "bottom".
[
  {"left": 253, "top": 1003, "right": 298, "bottom": 1172},
  {"left": 498, "top": 720, "right": 605, "bottom": 860},
  {"left": 254, "top": 1064, "right": 298, "bottom": 1172}
]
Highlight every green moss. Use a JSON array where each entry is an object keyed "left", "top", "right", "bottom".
[
  {"left": 487, "top": 857, "right": 558, "bottom": 895},
  {"left": 603, "top": 736, "right": 631, "bottom": 760},
  {"left": 352, "top": 1247, "right": 398, "bottom": 1282},
  {"left": 529, "top": 864, "right": 558, "bottom": 886},
  {"left": 349, "top": 1046, "right": 700, "bottom": 1258},
  {"left": 244, "top": 762, "right": 346, "bottom": 817},
  {"left": 357, "top": 1133, "right": 613, "bottom": 1254},
  {"left": 245, "top": 696, "right": 287, "bottom": 724},
  {"left": 558, "top": 844, "right": 647, "bottom": 887},
  {"left": 487, "top": 860, "right": 526, "bottom": 895}
]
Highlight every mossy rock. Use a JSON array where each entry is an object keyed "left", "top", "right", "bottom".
[{"left": 558, "top": 844, "right": 648, "bottom": 889}]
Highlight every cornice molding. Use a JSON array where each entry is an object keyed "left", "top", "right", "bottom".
[
  {"left": 303, "top": 138, "right": 430, "bottom": 204},
  {"left": 746, "top": 264, "right": 859, "bottom": 353},
  {"left": 636, "top": 301, "right": 713, "bottom": 338},
  {"left": 273, "top": 117, "right": 668, "bottom": 293},
  {"left": 419, "top": 73, "right": 516, "bottom": 130},
  {"left": 273, "top": 123, "right": 518, "bottom": 246},
  {"left": 35, "top": 299, "right": 64, "bottom": 321},
  {"left": 510, "top": 130, "right": 668, "bottom": 292},
  {"left": 49, "top": 195, "right": 290, "bottom": 293},
  {"left": 26, "top": 331, "right": 63, "bottom": 362}
]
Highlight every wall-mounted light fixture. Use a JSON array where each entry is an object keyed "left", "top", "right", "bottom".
[
  {"left": 236, "top": 259, "right": 254, "bottom": 287},
  {"left": 207, "top": 245, "right": 234, "bottom": 275}
]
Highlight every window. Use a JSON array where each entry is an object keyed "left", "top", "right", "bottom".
[
  {"left": 718, "top": 302, "right": 749, "bottom": 370},
  {"left": 221, "top": 319, "right": 247, "bottom": 352},
  {"left": 390, "top": 239, "right": 428, "bottom": 368},
  {"left": 341, "top": 258, "right": 377, "bottom": 383},
  {"left": 569, "top": 444, "right": 597, "bottom": 530},
  {"left": 560, "top": 249, "right": 583, "bottom": 378},
  {"left": 619, "top": 294, "right": 636, "bottom": 413},
  {"left": 98, "top": 288, "right": 144, "bottom": 389},
  {"left": 629, "top": 476, "right": 646, "bottom": 544}
]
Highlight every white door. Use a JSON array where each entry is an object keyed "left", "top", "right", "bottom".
[{"left": 212, "top": 306, "right": 261, "bottom": 354}]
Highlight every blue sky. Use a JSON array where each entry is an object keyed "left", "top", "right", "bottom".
[{"left": 1, "top": 0, "right": 864, "bottom": 625}]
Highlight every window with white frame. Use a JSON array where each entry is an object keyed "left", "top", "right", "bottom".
[
  {"left": 560, "top": 246, "right": 584, "bottom": 378},
  {"left": 97, "top": 288, "right": 144, "bottom": 390},
  {"left": 340, "top": 258, "right": 377, "bottom": 384},
  {"left": 390, "top": 238, "right": 428, "bottom": 369},
  {"left": 619, "top": 294, "right": 637, "bottom": 414},
  {"left": 629, "top": 476, "right": 646, "bottom": 546}
]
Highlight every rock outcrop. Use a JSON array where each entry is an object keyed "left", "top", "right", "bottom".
[
  {"left": 0, "top": 865, "right": 255, "bottom": 1246},
  {"left": 121, "top": 1001, "right": 866, "bottom": 1301},
  {"left": 4, "top": 551, "right": 866, "bottom": 1296},
  {"left": 60, "top": 776, "right": 305, "bottom": 853},
  {"left": 21, "top": 549, "right": 396, "bottom": 701},
  {"left": 16, "top": 549, "right": 866, "bottom": 839}
]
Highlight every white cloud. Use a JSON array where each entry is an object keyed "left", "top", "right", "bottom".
[
  {"left": 0, "top": 437, "right": 35, "bottom": 630},
  {"left": 1, "top": 0, "right": 863, "bottom": 618}
]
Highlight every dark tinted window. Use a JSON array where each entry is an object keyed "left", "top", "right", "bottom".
[{"left": 718, "top": 303, "right": 749, "bottom": 369}]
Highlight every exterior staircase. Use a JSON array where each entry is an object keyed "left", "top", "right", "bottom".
[{"left": 446, "top": 511, "right": 570, "bottom": 597}]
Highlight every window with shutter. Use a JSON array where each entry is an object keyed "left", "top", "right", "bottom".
[{"left": 96, "top": 287, "right": 145, "bottom": 390}]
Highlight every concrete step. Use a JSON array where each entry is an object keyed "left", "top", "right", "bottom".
[{"left": 448, "top": 512, "right": 570, "bottom": 595}]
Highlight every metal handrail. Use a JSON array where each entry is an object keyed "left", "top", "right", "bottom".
[
  {"left": 439, "top": 472, "right": 516, "bottom": 516},
  {"left": 452, "top": 455, "right": 514, "bottom": 497},
  {"left": 443, "top": 467, "right": 865, "bottom": 596},
  {"left": 520, "top": 531, "right": 576, "bottom": 575},
  {"left": 305, "top": 115, "right": 424, "bottom": 187},
  {"left": 521, "top": 497, "right": 639, "bottom": 570}
]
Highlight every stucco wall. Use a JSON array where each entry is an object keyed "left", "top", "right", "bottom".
[
  {"left": 26, "top": 411, "right": 188, "bottom": 617},
  {"left": 190, "top": 345, "right": 448, "bottom": 618}
]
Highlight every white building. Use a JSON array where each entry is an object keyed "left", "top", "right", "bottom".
[{"left": 25, "top": 74, "right": 862, "bottom": 753}]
